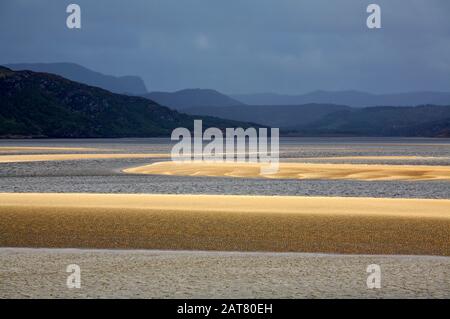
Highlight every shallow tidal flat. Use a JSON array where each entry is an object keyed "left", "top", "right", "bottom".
[
  {"left": 1, "top": 248, "right": 449, "bottom": 299},
  {"left": 0, "top": 139, "right": 450, "bottom": 298},
  {"left": 1, "top": 193, "right": 449, "bottom": 256}
]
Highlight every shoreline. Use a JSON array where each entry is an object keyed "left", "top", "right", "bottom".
[{"left": 2, "top": 247, "right": 450, "bottom": 260}]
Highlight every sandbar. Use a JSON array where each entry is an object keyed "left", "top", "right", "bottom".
[
  {"left": 0, "top": 193, "right": 449, "bottom": 256},
  {"left": 124, "top": 161, "right": 450, "bottom": 181}
]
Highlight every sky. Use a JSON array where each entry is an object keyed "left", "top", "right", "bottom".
[{"left": 1, "top": 0, "right": 449, "bottom": 94}]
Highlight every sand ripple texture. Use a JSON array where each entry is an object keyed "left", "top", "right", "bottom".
[{"left": 0, "top": 249, "right": 449, "bottom": 299}]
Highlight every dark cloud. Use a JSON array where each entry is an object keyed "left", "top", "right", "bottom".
[{"left": 1, "top": 0, "right": 449, "bottom": 94}]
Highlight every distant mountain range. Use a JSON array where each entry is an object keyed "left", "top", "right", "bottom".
[
  {"left": 298, "top": 105, "right": 450, "bottom": 137},
  {"left": 6, "top": 63, "right": 148, "bottom": 95},
  {"left": 5, "top": 63, "right": 245, "bottom": 109},
  {"left": 185, "top": 103, "right": 450, "bottom": 137},
  {"left": 232, "top": 91, "right": 450, "bottom": 107},
  {"left": 1, "top": 62, "right": 450, "bottom": 137},
  {"left": 144, "top": 89, "right": 244, "bottom": 110},
  {"left": 6, "top": 62, "right": 450, "bottom": 109},
  {"left": 0, "top": 66, "right": 253, "bottom": 138}
]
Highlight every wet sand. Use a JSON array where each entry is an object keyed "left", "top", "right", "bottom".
[
  {"left": 0, "top": 248, "right": 449, "bottom": 299},
  {"left": 1, "top": 193, "right": 449, "bottom": 256},
  {"left": 124, "top": 161, "right": 450, "bottom": 182}
]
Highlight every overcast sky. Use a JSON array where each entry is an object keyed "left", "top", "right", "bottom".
[{"left": 1, "top": 0, "right": 449, "bottom": 94}]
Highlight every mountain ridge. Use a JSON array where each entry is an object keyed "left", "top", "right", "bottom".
[
  {"left": 1, "top": 64, "right": 450, "bottom": 138},
  {"left": 144, "top": 89, "right": 245, "bottom": 110},
  {"left": 0, "top": 67, "right": 256, "bottom": 138},
  {"left": 6, "top": 62, "right": 148, "bottom": 95}
]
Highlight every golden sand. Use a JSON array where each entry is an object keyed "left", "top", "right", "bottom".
[
  {"left": 124, "top": 161, "right": 450, "bottom": 181},
  {"left": 0, "top": 153, "right": 169, "bottom": 163},
  {"left": 0, "top": 193, "right": 449, "bottom": 255}
]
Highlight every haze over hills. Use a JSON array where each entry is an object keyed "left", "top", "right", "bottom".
[
  {"left": 6, "top": 63, "right": 148, "bottom": 95},
  {"left": 298, "top": 105, "right": 450, "bottom": 137},
  {"left": 185, "top": 103, "right": 450, "bottom": 137},
  {"left": 232, "top": 91, "right": 450, "bottom": 108},
  {"left": 0, "top": 66, "right": 253, "bottom": 138},
  {"left": 144, "top": 89, "right": 244, "bottom": 110},
  {"left": 184, "top": 104, "right": 351, "bottom": 128}
]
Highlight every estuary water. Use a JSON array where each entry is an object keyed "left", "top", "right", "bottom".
[{"left": 0, "top": 137, "right": 449, "bottom": 198}]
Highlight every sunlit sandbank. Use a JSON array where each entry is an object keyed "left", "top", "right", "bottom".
[
  {"left": 0, "top": 153, "right": 169, "bottom": 163},
  {"left": 1, "top": 193, "right": 449, "bottom": 255},
  {"left": 123, "top": 161, "right": 450, "bottom": 181}
]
